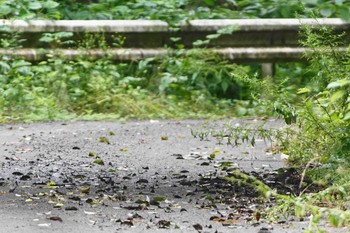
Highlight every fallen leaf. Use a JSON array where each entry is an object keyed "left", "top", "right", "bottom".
[
  {"left": 157, "top": 220, "right": 171, "bottom": 228},
  {"left": 93, "top": 158, "right": 105, "bottom": 165},
  {"left": 193, "top": 223, "right": 203, "bottom": 232},
  {"left": 55, "top": 203, "right": 64, "bottom": 208},
  {"left": 12, "top": 172, "right": 24, "bottom": 176},
  {"left": 258, "top": 227, "right": 272, "bottom": 233},
  {"left": 20, "top": 175, "right": 31, "bottom": 181},
  {"left": 210, "top": 217, "right": 240, "bottom": 225},
  {"left": 80, "top": 187, "right": 90, "bottom": 193},
  {"left": 99, "top": 137, "right": 110, "bottom": 144},
  {"left": 47, "top": 216, "right": 63, "bottom": 222},
  {"left": 65, "top": 206, "right": 78, "bottom": 211},
  {"left": 130, "top": 213, "right": 143, "bottom": 219},
  {"left": 119, "top": 220, "right": 133, "bottom": 227},
  {"left": 256, "top": 211, "right": 261, "bottom": 221},
  {"left": 47, "top": 181, "right": 57, "bottom": 187},
  {"left": 151, "top": 196, "right": 167, "bottom": 205},
  {"left": 136, "top": 179, "right": 148, "bottom": 184},
  {"left": 161, "top": 136, "right": 168, "bottom": 140}
]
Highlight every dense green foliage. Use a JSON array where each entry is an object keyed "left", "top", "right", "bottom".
[
  {"left": 0, "top": 0, "right": 350, "bottom": 22},
  {"left": 0, "top": 35, "right": 256, "bottom": 121}
]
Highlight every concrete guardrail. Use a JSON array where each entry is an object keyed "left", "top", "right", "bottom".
[{"left": 0, "top": 18, "right": 349, "bottom": 63}]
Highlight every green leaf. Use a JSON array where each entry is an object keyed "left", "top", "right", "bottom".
[
  {"left": 39, "top": 34, "right": 53, "bottom": 43},
  {"left": 220, "top": 161, "right": 233, "bottom": 167},
  {"left": 193, "top": 39, "right": 210, "bottom": 47},
  {"left": 329, "top": 213, "right": 341, "bottom": 227},
  {"left": 319, "top": 5, "right": 334, "bottom": 17},
  {"left": 343, "top": 111, "right": 350, "bottom": 120},
  {"left": 0, "top": 5, "right": 12, "bottom": 16},
  {"left": 47, "top": 181, "right": 57, "bottom": 187},
  {"left": 43, "top": 0, "right": 59, "bottom": 9},
  {"left": 202, "top": 0, "right": 215, "bottom": 6},
  {"left": 297, "top": 87, "right": 311, "bottom": 94},
  {"left": 93, "top": 158, "right": 105, "bottom": 165},
  {"left": 337, "top": 6, "right": 350, "bottom": 20},
  {"left": 327, "top": 79, "right": 350, "bottom": 89},
  {"left": 304, "top": 0, "right": 318, "bottom": 5},
  {"left": 54, "top": 32, "right": 73, "bottom": 38},
  {"left": 335, "top": 0, "right": 345, "bottom": 5},
  {"left": 221, "top": 81, "right": 229, "bottom": 92},
  {"left": 28, "top": 1, "right": 42, "bottom": 10},
  {"left": 251, "top": 137, "right": 255, "bottom": 147},
  {"left": 217, "top": 25, "right": 239, "bottom": 35},
  {"left": 330, "top": 90, "right": 346, "bottom": 103},
  {"left": 152, "top": 196, "right": 167, "bottom": 202},
  {"left": 206, "top": 34, "right": 221, "bottom": 40},
  {"left": 99, "top": 136, "right": 110, "bottom": 144}
]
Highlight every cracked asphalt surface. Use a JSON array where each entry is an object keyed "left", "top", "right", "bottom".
[{"left": 0, "top": 120, "right": 347, "bottom": 233}]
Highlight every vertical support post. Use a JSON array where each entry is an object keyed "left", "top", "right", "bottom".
[{"left": 261, "top": 63, "right": 275, "bottom": 78}]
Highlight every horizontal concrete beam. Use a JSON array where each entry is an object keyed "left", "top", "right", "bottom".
[
  {"left": 1, "top": 18, "right": 349, "bottom": 33},
  {"left": 0, "top": 20, "right": 169, "bottom": 33},
  {"left": 183, "top": 18, "right": 350, "bottom": 31},
  {"left": 0, "top": 47, "right": 346, "bottom": 62}
]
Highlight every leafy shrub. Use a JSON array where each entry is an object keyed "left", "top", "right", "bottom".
[
  {"left": 0, "top": 44, "right": 253, "bottom": 122},
  {"left": 1, "top": 0, "right": 350, "bottom": 21}
]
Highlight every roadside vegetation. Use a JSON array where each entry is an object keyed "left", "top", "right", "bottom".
[
  {"left": 191, "top": 24, "right": 350, "bottom": 231},
  {"left": 1, "top": 0, "right": 350, "bottom": 232}
]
